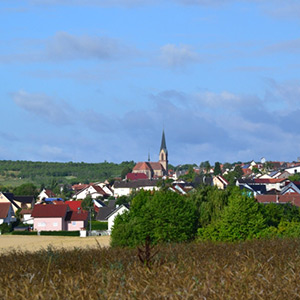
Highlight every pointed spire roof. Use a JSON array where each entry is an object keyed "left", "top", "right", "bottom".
[{"left": 160, "top": 130, "right": 167, "bottom": 153}]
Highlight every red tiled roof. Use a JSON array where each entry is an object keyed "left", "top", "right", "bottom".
[
  {"left": 149, "top": 162, "right": 164, "bottom": 170},
  {"left": 0, "top": 203, "right": 11, "bottom": 219},
  {"left": 65, "top": 200, "right": 83, "bottom": 211},
  {"left": 66, "top": 210, "right": 88, "bottom": 221},
  {"left": 45, "top": 189, "right": 56, "bottom": 197},
  {"left": 31, "top": 204, "right": 68, "bottom": 218},
  {"left": 126, "top": 173, "right": 148, "bottom": 180},
  {"left": 254, "top": 178, "right": 287, "bottom": 184},
  {"left": 72, "top": 184, "right": 89, "bottom": 192},
  {"left": 256, "top": 194, "right": 300, "bottom": 207},
  {"left": 133, "top": 162, "right": 152, "bottom": 171}
]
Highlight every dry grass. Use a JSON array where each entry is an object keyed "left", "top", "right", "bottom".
[
  {"left": 1, "top": 238, "right": 300, "bottom": 299},
  {"left": 0, "top": 235, "right": 110, "bottom": 253}
]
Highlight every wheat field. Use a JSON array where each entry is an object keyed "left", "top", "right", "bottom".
[{"left": 0, "top": 235, "right": 110, "bottom": 253}]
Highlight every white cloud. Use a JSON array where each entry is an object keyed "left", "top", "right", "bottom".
[{"left": 159, "top": 44, "right": 199, "bottom": 69}]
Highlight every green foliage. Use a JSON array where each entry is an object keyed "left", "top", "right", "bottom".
[
  {"left": 198, "top": 188, "right": 267, "bottom": 242},
  {"left": 11, "top": 231, "right": 38, "bottom": 235},
  {"left": 116, "top": 195, "right": 129, "bottom": 206},
  {"left": 81, "top": 195, "right": 95, "bottom": 219},
  {"left": 288, "top": 173, "right": 300, "bottom": 182},
  {"left": 40, "top": 231, "right": 80, "bottom": 236},
  {"left": 121, "top": 166, "right": 132, "bottom": 179},
  {"left": 0, "top": 223, "right": 12, "bottom": 234},
  {"left": 111, "top": 190, "right": 198, "bottom": 247},
  {"left": 0, "top": 160, "right": 135, "bottom": 187},
  {"left": 88, "top": 221, "right": 108, "bottom": 230},
  {"left": 13, "top": 183, "right": 38, "bottom": 197},
  {"left": 189, "top": 186, "right": 230, "bottom": 228},
  {"left": 213, "top": 162, "right": 221, "bottom": 176}
]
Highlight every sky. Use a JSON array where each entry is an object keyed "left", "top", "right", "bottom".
[{"left": 1, "top": 0, "right": 300, "bottom": 165}]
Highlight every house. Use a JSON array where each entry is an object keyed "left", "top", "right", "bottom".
[
  {"left": 213, "top": 175, "right": 229, "bottom": 190},
  {"left": 237, "top": 178, "right": 287, "bottom": 193},
  {"left": 0, "top": 203, "right": 16, "bottom": 225},
  {"left": 285, "top": 164, "right": 300, "bottom": 175},
  {"left": 132, "top": 130, "right": 168, "bottom": 179},
  {"left": 0, "top": 192, "right": 35, "bottom": 212},
  {"left": 113, "top": 179, "right": 160, "bottom": 197},
  {"left": 73, "top": 184, "right": 108, "bottom": 200},
  {"left": 107, "top": 204, "right": 130, "bottom": 233},
  {"left": 280, "top": 182, "right": 300, "bottom": 195},
  {"left": 37, "top": 189, "right": 56, "bottom": 201},
  {"left": 65, "top": 210, "right": 88, "bottom": 231},
  {"left": 31, "top": 203, "right": 89, "bottom": 231},
  {"left": 31, "top": 204, "right": 70, "bottom": 231},
  {"left": 20, "top": 209, "right": 33, "bottom": 225}
]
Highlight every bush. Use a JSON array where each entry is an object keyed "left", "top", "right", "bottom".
[
  {"left": 40, "top": 231, "right": 80, "bottom": 236},
  {"left": 0, "top": 223, "right": 12, "bottom": 234},
  {"left": 88, "top": 221, "right": 108, "bottom": 230},
  {"left": 11, "top": 231, "right": 38, "bottom": 235}
]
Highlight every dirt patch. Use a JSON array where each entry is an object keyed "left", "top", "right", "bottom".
[{"left": 0, "top": 235, "right": 111, "bottom": 253}]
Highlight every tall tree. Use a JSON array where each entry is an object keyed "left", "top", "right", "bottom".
[{"left": 214, "top": 162, "right": 221, "bottom": 176}]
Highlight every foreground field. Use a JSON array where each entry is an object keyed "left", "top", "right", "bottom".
[
  {"left": 0, "top": 235, "right": 110, "bottom": 253},
  {"left": 1, "top": 238, "right": 300, "bottom": 299}
]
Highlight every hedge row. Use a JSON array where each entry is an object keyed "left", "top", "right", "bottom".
[
  {"left": 11, "top": 231, "right": 38, "bottom": 235},
  {"left": 88, "top": 221, "right": 108, "bottom": 231},
  {"left": 40, "top": 231, "right": 80, "bottom": 236},
  {"left": 11, "top": 231, "right": 80, "bottom": 236}
]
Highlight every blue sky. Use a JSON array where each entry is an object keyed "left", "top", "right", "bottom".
[{"left": 1, "top": 0, "right": 300, "bottom": 165}]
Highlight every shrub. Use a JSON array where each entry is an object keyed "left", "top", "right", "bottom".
[
  {"left": 88, "top": 221, "right": 108, "bottom": 230},
  {"left": 40, "top": 231, "right": 80, "bottom": 236},
  {"left": 11, "top": 231, "right": 38, "bottom": 235}
]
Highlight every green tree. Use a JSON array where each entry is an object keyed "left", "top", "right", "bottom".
[
  {"left": 198, "top": 188, "right": 267, "bottom": 242},
  {"left": 213, "top": 162, "right": 221, "bottom": 176},
  {"left": 13, "top": 183, "right": 38, "bottom": 197},
  {"left": 111, "top": 190, "right": 198, "bottom": 247},
  {"left": 121, "top": 166, "right": 132, "bottom": 180},
  {"left": 81, "top": 195, "right": 95, "bottom": 220}
]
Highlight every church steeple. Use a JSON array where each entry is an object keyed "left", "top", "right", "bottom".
[{"left": 159, "top": 130, "right": 168, "bottom": 175}]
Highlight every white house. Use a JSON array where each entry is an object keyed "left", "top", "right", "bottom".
[
  {"left": 285, "top": 165, "right": 300, "bottom": 175},
  {"left": 73, "top": 184, "right": 107, "bottom": 200},
  {"left": 37, "top": 189, "right": 56, "bottom": 201},
  {"left": 113, "top": 179, "right": 160, "bottom": 197},
  {"left": 107, "top": 204, "right": 130, "bottom": 233}
]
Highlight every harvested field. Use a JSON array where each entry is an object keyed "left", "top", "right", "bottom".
[{"left": 0, "top": 235, "right": 110, "bottom": 253}]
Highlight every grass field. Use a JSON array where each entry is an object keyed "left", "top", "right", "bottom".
[
  {"left": 0, "top": 235, "right": 110, "bottom": 253},
  {"left": 1, "top": 238, "right": 300, "bottom": 299}
]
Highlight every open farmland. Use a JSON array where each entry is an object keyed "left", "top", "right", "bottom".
[
  {"left": 1, "top": 238, "right": 300, "bottom": 299},
  {"left": 0, "top": 235, "right": 110, "bottom": 253}
]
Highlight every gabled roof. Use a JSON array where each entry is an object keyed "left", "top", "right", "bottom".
[
  {"left": 65, "top": 200, "right": 83, "bottom": 211},
  {"left": 1, "top": 192, "right": 20, "bottom": 209},
  {"left": 43, "top": 189, "right": 56, "bottom": 198},
  {"left": 65, "top": 210, "right": 88, "bottom": 221},
  {"left": 126, "top": 173, "right": 148, "bottom": 181},
  {"left": 0, "top": 203, "right": 11, "bottom": 219},
  {"left": 31, "top": 204, "right": 69, "bottom": 218},
  {"left": 133, "top": 162, "right": 152, "bottom": 171},
  {"left": 149, "top": 162, "right": 164, "bottom": 171},
  {"left": 96, "top": 207, "right": 114, "bottom": 221},
  {"left": 14, "top": 195, "right": 35, "bottom": 204},
  {"left": 106, "top": 203, "right": 130, "bottom": 219}
]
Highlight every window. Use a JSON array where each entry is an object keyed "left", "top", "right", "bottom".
[
  {"left": 53, "top": 222, "right": 58, "bottom": 227},
  {"left": 72, "top": 221, "right": 77, "bottom": 226},
  {"left": 38, "top": 222, "right": 46, "bottom": 227}
]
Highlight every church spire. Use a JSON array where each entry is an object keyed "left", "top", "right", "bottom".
[
  {"left": 160, "top": 130, "right": 167, "bottom": 153},
  {"left": 159, "top": 130, "right": 168, "bottom": 175}
]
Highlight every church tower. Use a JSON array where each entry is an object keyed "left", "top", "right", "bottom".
[{"left": 159, "top": 130, "right": 168, "bottom": 175}]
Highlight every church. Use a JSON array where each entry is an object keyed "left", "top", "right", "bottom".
[{"left": 132, "top": 130, "right": 168, "bottom": 179}]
